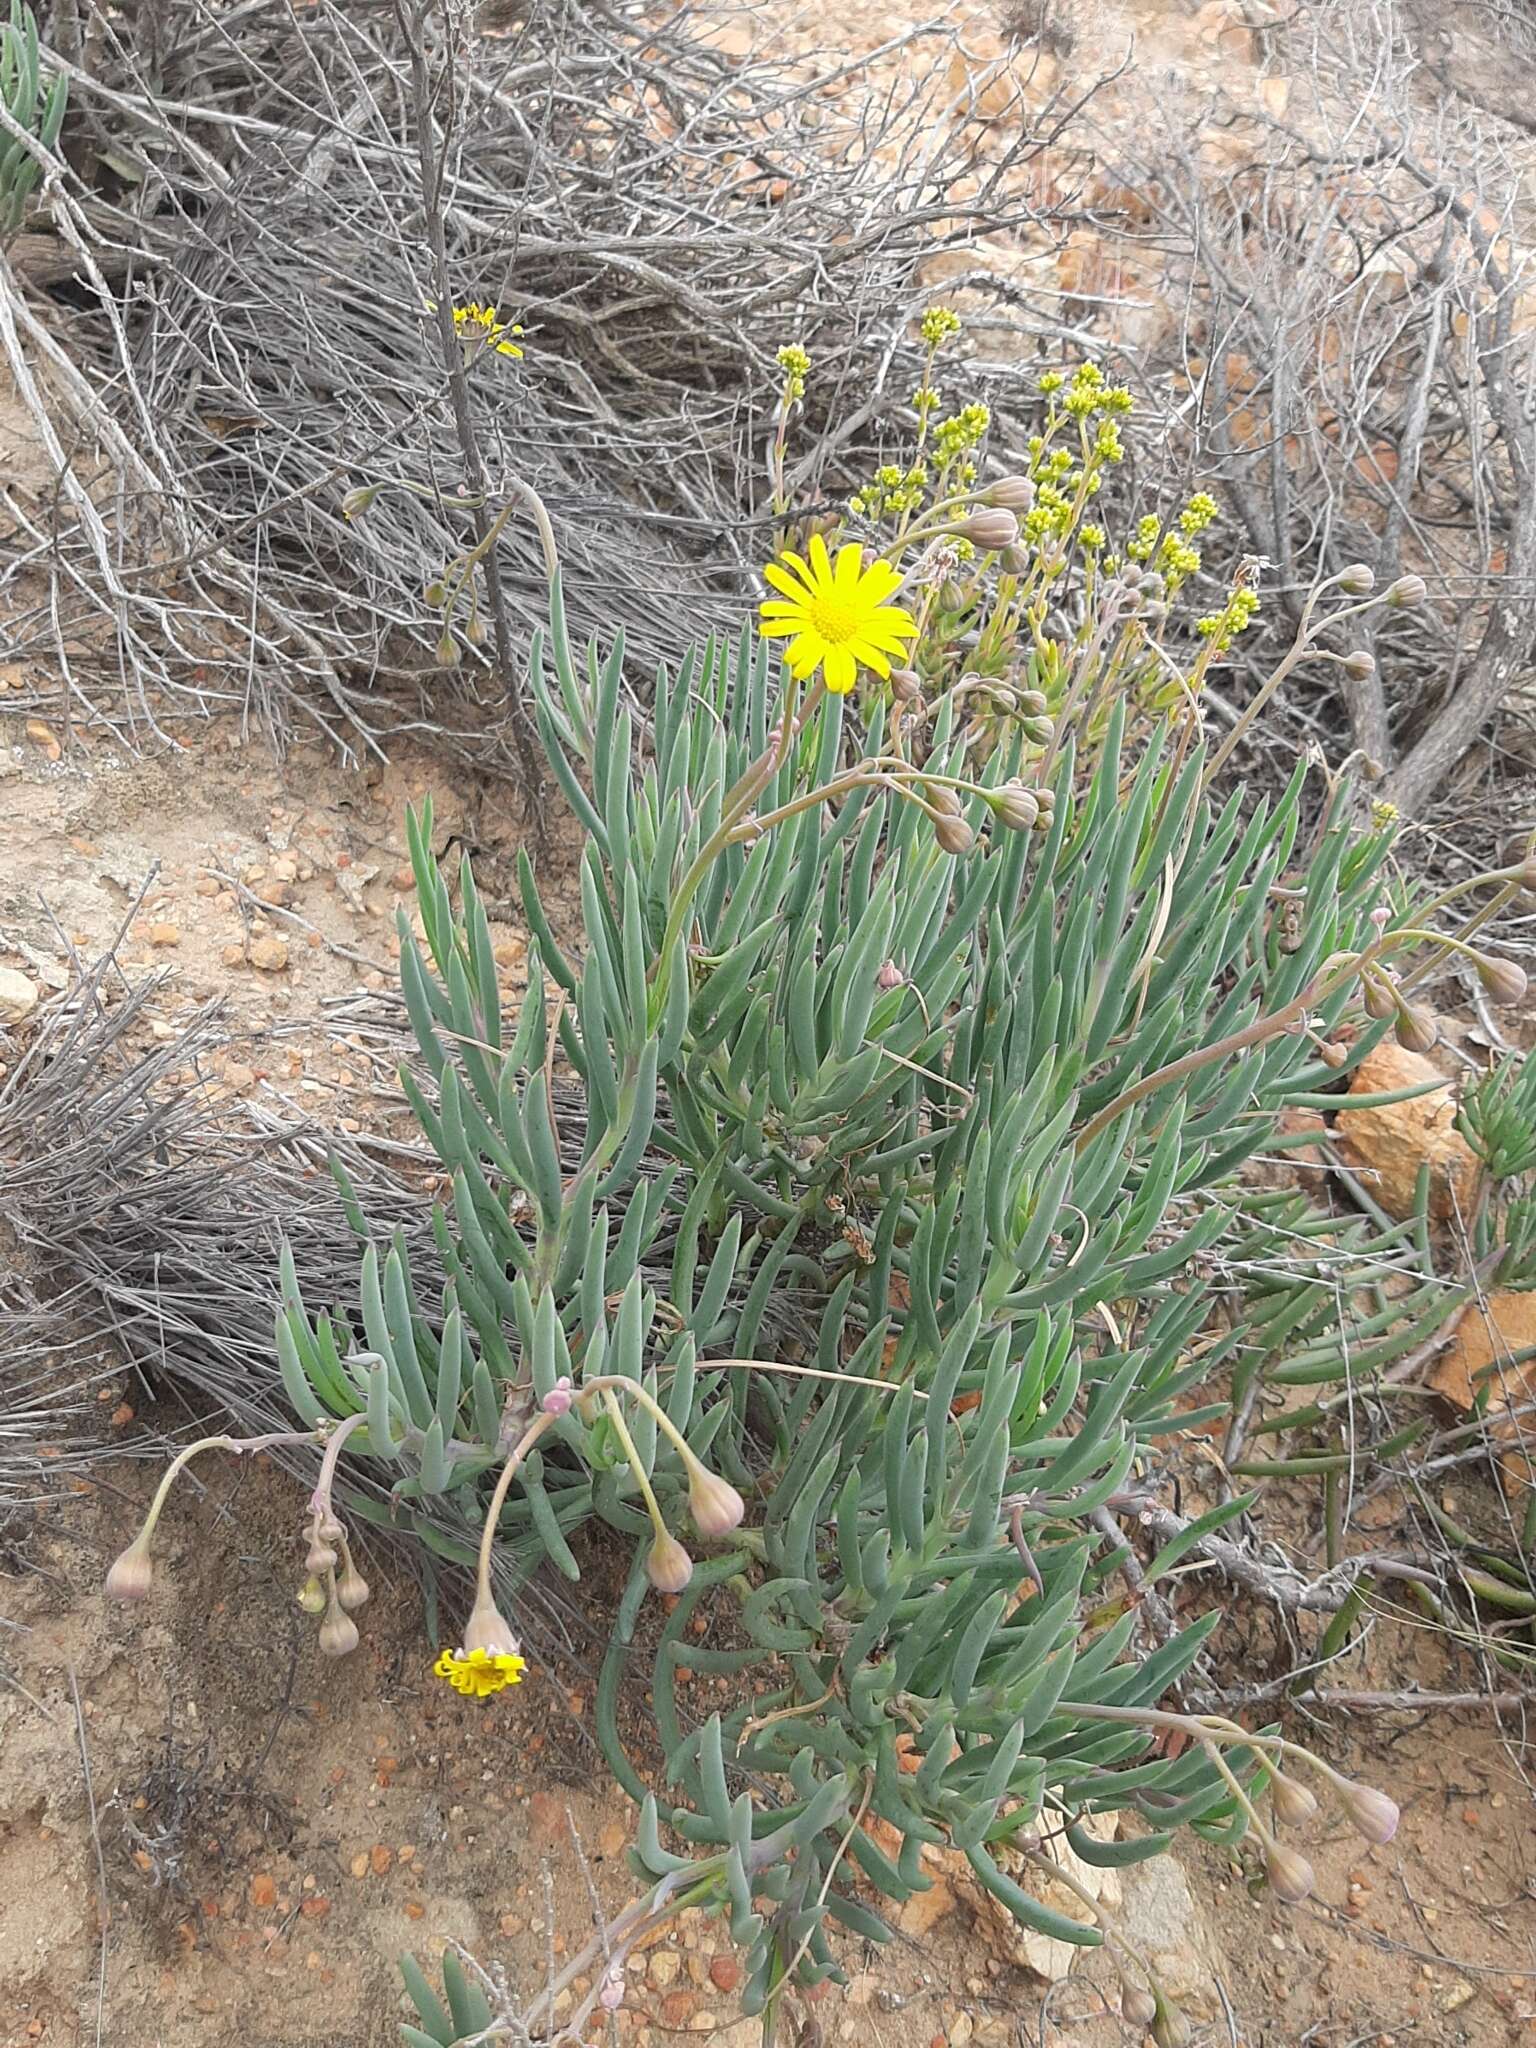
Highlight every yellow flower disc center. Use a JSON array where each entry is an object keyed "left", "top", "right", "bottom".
[{"left": 807, "top": 595, "right": 861, "bottom": 646}]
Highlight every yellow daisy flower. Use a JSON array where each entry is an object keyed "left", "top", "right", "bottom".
[
  {"left": 433, "top": 1645, "right": 527, "bottom": 1697},
  {"left": 758, "top": 535, "right": 918, "bottom": 694}
]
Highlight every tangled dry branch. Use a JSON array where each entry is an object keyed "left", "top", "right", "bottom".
[{"left": 0, "top": 0, "right": 1087, "bottom": 761}]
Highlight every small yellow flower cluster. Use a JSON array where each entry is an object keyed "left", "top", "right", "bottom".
[
  {"left": 452, "top": 302, "right": 524, "bottom": 358},
  {"left": 1093, "top": 420, "right": 1125, "bottom": 464},
  {"left": 1159, "top": 535, "right": 1203, "bottom": 593},
  {"left": 1125, "top": 514, "right": 1162, "bottom": 564},
  {"left": 1195, "top": 584, "right": 1259, "bottom": 650},
  {"left": 434, "top": 1645, "right": 527, "bottom": 1698},
  {"left": 1370, "top": 799, "right": 1400, "bottom": 831},
  {"left": 1038, "top": 370, "right": 1065, "bottom": 395},
  {"left": 920, "top": 305, "right": 963, "bottom": 348},
  {"left": 1079, "top": 524, "right": 1106, "bottom": 549},
  {"left": 849, "top": 461, "right": 928, "bottom": 521},
  {"left": 1179, "top": 492, "right": 1219, "bottom": 535},
  {"left": 933, "top": 403, "right": 991, "bottom": 488},
  {"left": 910, "top": 385, "right": 942, "bottom": 416},
  {"left": 777, "top": 343, "right": 811, "bottom": 401}
]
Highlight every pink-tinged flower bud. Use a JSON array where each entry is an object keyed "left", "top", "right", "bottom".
[
  {"left": 305, "top": 1540, "right": 338, "bottom": 1575},
  {"left": 993, "top": 781, "right": 1040, "bottom": 832},
  {"left": 688, "top": 1467, "right": 746, "bottom": 1540},
  {"left": 999, "top": 544, "right": 1031, "bottom": 576},
  {"left": 875, "top": 958, "right": 906, "bottom": 992},
  {"left": 1270, "top": 1772, "right": 1319, "bottom": 1827},
  {"left": 934, "top": 814, "right": 976, "bottom": 857},
  {"left": 1341, "top": 649, "right": 1376, "bottom": 680},
  {"left": 927, "top": 784, "right": 963, "bottom": 817},
  {"left": 542, "top": 1374, "right": 575, "bottom": 1416},
  {"left": 297, "top": 1575, "right": 327, "bottom": 1615},
  {"left": 1338, "top": 1779, "right": 1399, "bottom": 1845},
  {"left": 1265, "top": 1843, "right": 1315, "bottom": 1904},
  {"left": 1150, "top": 1999, "right": 1192, "bottom": 2048},
  {"left": 951, "top": 508, "right": 1020, "bottom": 551},
  {"left": 1317, "top": 1039, "right": 1349, "bottom": 1069},
  {"left": 646, "top": 1531, "right": 694, "bottom": 1595},
  {"left": 464, "top": 1597, "right": 522, "bottom": 1660},
  {"left": 317, "top": 1515, "right": 346, "bottom": 1546},
  {"left": 1338, "top": 562, "right": 1376, "bottom": 594},
  {"left": 1393, "top": 1003, "right": 1438, "bottom": 1054},
  {"left": 890, "top": 668, "right": 922, "bottom": 702},
  {"left": 982, "top": 474, "right": 1036, "bottom": 512},
  {"left": 318, "top": 1606, "right": 360, "bottom": 1659},
  {"left": 1385, "top": 573, "right": 1426, "bottom": 608},
  {"left": 105, "top": 1538, "right": 154, "bottom": 1602},
  {"left": 1121, "top": 1981, "right": 1157, "bottom": 2025},
  {"left": 1477, "top": 955, "right": 1528, "bottom": 1006}
]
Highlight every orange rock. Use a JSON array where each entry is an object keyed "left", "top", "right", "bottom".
[
  {"left": 1333, "top": 1043, "right": 1480, "bottom": 1221},
  {"left": 1429, "top": 1290, "right": 1536, "bottom": 1495},
  {"left": 249, "top": 1873, "right": 277, "bottom": 1910}
]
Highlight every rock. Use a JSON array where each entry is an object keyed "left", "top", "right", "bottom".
[
  {"left": 1113, "top": 1854, "right": 1219, "bottom": 2015},
  {"left": 247, "top": 934, "right": 290, "bottom": 973},
  {"left": 0, "top": 966, "right": 39, "bottom": 1026},
  {"left": 148, "top": 923, "right": 181, "bottom": 947},
  {"left": 1332, "top": 1043, "right": 1479, "bottom": 1220},
  {"left": 708, "top": 1955, "right": 741, "bottom": 1994},
  {"left": 649, "top": 1952, "right": 681, "bottom": 1989},
  {"left": 895, "top": 1875, "right": 958, "bottom": 1937},
  {"left": 1429, "top": 1290, "right": 1536, "bottom": 1495}
]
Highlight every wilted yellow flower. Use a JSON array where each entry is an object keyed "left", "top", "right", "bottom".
[
  {"left": 759, "top": 536, "right": 917, "bottom": 694},
  {"left": 433, "top": 1645, "right": 527, "bottom": 1697},
  {"left": 440, "top": 300, "right": 524, "bottom": 358}
]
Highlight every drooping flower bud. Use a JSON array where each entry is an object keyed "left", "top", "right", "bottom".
[
  {"left": 336, "top": 1560, "right": 371, "bottom": 1612},
  {"left": 542, "top": 1374, "right": 575, "bottom": 1416},
  {"left": 982, "top": 475, "right": 1036, "bottom": 512},
  {"left": 875, "top": 958, "right": 906, "bottom": 991},
  {"left": 464, "top": 1596, "right": 522, "bottom": 1660},
  {"left": 1269, "top": 1771, "right": 1319, "bottom": 1826},
  {"left": 950, "top": 507, "right": 1020, "bottom": 551},
  {"left": 297, "top": 1575, "right": 327, "bottom": 1615},
  {"left": 305, "top": 1540, "right": 338, "bottom": 1575},
  {"left": 1015, "top": 688, "right": 1050, "bottom": 716},
  {"left": 1476, "top": 954, "right": 1528, "bottom": 1006},
  {"left": 317, "top": 1515, "right": 346, "bottom": 1546},
  {"left": 999, "top": 545, "right": 1031, "bottom": 576},
  {"left": 1265, "top": 1843, "right": 1315, "bottom": 1904},
  {"left": 646, "top": 1530, "right": 694, "bottom": 1595},
  {"left": 424, "top": 579, "right": 447, "bottom": 606},
  {"left": 1317, "top": 1039, "right": 1349, "bottom": 1069},
  {"left": 890, "top": 668, "right": 922, "bottom": 702},
  {"left": 1020, "top": 715, "right": 1055, "bottom": 746},
  {"left": 1121, "top": 1981, "right": 1158, "bottom": 2025},
  {"left": 318, "top": 1603, "right": 361, "bottom": 1659},
  {"left": 1337, "top": 1778, "right": 1400, "bottom": 1845},
  {"left": 1393, "top": 1003, "right": 1438, "bottom": 1054},
  {"left": 1337, "top": 562, "right": 1376, "bottom": 594},
  {"left": 1385, "top": 573, "right": 1426, "bottom": 608},
  {"left": 1341, "top": 649, "right": 1376, "bottom": 680},
  {"left": 992, "top": 781, "right": 1040, "bottom": 832},
  {"left": 1150, "top": 1998, "right": 1193, "bottom": 2048},
  {"left": 927, "top": 784, "right": 963, "bottom": 818},
  {"left": 105, "top": 1537, "right": 154, "bottom": 1602},
  {"left": 435, "top": 632, "right": 459, "bottom": 666},
  {"left": 688, "top": 1466, "right": 746, "bottom": 1539},
  {"left": 1361, "top": 973, "right": 1398, "bottom": 1020},
  {"left": 341, "top": 484, "right": 382, "bottom": 521},
  {"left": 934, "top": 814, "right": 976, "bottom": 857}
]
